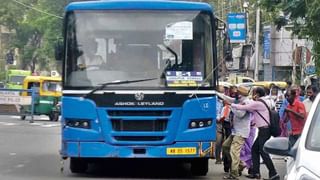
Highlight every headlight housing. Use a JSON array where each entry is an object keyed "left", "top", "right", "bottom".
[
  {"left": 65, "top": 119, "right": 91, "bottom": 129},
  {"left": 189, "top": 118, "right": 212, "bottom": 129}
]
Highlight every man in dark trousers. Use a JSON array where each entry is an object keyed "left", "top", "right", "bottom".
[{"left": 231, "top": 87, "right": 280, "bottom": 180}]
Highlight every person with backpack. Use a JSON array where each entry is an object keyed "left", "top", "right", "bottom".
[
  {"left": 231, "top": 87, "right": 280, "bottom": 180},
  {"left": 283, "top": 88, "right": 307, "bottom": 146}
]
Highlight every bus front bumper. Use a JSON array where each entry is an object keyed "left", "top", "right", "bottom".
[{"left": 60, "top": 141, "right": 215, "bottom": 158}]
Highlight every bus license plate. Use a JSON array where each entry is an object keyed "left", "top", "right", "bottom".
[{"left": 166, "top": 147, "right": 197, "bottom": 155}]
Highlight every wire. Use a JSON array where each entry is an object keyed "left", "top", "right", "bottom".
[{"left": 11, "top": 0, "right": 63, "bottom": 19}]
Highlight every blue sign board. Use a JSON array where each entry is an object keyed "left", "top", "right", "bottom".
[
  {"left": 227, "top": 13, "right": 246, "bottom": 43},
  {"left": 305, "top": 65, "right": 316, "bottom": 75},
  {"left": 263, "top": 26, "right": 271, "bottom": 60}
]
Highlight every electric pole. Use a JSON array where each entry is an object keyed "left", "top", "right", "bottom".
[{"left": 254, "top": 4, "right": 260, "bottom": 81}]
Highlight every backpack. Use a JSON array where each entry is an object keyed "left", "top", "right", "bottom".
[{"left": 257, "top": 99, "right": 281, "bottom": 137}]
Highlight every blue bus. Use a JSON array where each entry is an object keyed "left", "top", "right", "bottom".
[{"left": 57, "top": 0, "right": 220, "bottom": 176}]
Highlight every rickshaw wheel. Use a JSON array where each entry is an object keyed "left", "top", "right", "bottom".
[
  {"left": 20, "top": 115, "right": 26, "bottom": 120},
  {"left": 49, "top": 112, "right": 59, "bottom": 121}
]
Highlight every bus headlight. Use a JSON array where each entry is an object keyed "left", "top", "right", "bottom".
[
  {"left": 189, "top": 119, "right": 213, "bottom": 129},
  {"left": 65, "top": 119, "right": 91, "bottom": 129}
]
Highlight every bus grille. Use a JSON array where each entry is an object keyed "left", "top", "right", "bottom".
[
  {"left": 111, "top": 119, "right": 168, "bottom": 132},
  {"left": 114, "top": 136, "right": 165, "bottom": 141}
]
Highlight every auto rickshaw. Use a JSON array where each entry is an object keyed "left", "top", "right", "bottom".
[{"left": 20, "top": 76, "right": 62, "bottom": 121}]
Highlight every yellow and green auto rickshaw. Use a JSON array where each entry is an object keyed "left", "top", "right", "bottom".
[{"left": 20, "top": 76, "right": 62, "bottom": 121}]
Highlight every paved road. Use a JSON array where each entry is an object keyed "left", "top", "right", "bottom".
[{"left": 0, "top": 115, "right": 286, "bottom": 180}]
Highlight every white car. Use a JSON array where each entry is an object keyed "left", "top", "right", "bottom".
[{"left": 264, "top": 94, "right": 320, "bottom": 180}]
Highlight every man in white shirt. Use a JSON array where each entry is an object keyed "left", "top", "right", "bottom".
[
  {"left": 77, "top": 39, "right": 104, "bottom": 71},
  {"left": 303, "top": 85, "right": 319, "bottom": 115}
]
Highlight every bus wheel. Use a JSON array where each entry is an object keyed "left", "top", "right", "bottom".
[
  {"left": 190, "top": 158, "right": 208, "bottom": 176},
  {"left": 70, "top": 158, "right": 88, "bottom": 173}
]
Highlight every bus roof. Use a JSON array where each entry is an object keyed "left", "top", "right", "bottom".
[{"left": 66, "top": 0, "right": 213, "bottom": 12}]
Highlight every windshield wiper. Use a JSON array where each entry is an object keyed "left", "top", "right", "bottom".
[{"left": 83, "top": 77, "right": 158, "bottom": 98}]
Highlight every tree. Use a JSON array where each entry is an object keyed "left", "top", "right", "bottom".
[
  {"left": 0, "top": 0, "right": 73, "bottom": 72},
  {"left": 260, "top": 0, "right": 320, "bottom": 74}
]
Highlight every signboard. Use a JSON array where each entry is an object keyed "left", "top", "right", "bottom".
[
  {"left": 305, "top": 65, "right": 316, "bottom": 75},
  {"left": 0, "top": 96, "right": 32, "bottom": 105},
  {"left": 227, "top": 13, "right": 246, "bottom": 43},
  {"left": 165, "top": 71, "right": 203, "bottom": 87},
  {"left": 165, "top": 21, "right": 193, "bottom": 40},
  {"left": 0, "top": 91, "right": 32, "bottom": 105},
  {"left": 263, "top": 26, "right": 271, "bottom": 64}
]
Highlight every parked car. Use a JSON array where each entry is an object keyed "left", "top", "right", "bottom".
[{"left": 264, "top": 94, "right": 320, "bottom": 180}]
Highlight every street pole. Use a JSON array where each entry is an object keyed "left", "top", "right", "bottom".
[
  {"left": 301, "top": 46, "right": 306, "bottom": 86},
  {"left": 292, "top": 39, "right": 296, "bottom": 85},
  {"left": 254, "top": 4, "right": 260, "bottom": 81},
  {"left": 245, "top": 4, "right": 250, "bottom": 43},
  {"left": 243, "top": 1, "right": 250, "bottom": 76}
]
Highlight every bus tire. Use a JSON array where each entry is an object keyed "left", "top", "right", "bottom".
[
  {"left": 190, "top": 158, "right": 208, "bottom": 176},
  {"left": 70, "top": 158, "right": 88, "bottom": 173}
]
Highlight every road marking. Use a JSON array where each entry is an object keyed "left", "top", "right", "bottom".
[
  {"left": 10, "top": 116, "right": 50, "bottom": 120},
  {"left": 0, "top": 122, "right": 18, "bottom": 126},
  {"left": 30, "top": 123, "right": 42, "bottom": 126},
  {"left": 41, "top": 124, "right": 60, "bottom": 128},
  {"left": 0, "top": 121, "right": 60, "bottom": 128},
  {"left": 15, "top": 164, "right": 25, "bottom": 168},
  {"left": 10, "top": 116, "right": 21, "bottom": 119}
]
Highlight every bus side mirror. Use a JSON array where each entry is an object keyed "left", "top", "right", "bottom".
[
  {"left": 54, "top": 41, "right": 63, "bottom": 61},
  {"left": 223, "top": 36, "right": 233, "bottom": 62}
]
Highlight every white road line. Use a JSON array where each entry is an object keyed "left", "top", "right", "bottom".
[
  {"left": 3, "top": 123, "right": 18, "bottom": 126},
  {"left": 0, "top": 120, "right": 60, "bottom": 127},
  {"left": 10, "top": 116, "right": 21, "bottom": 119},
  {"left": 41, "top": 124, "right": 60, "bottom": 128}
]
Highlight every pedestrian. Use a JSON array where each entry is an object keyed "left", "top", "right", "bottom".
[
  {"left": 279, "top": 84, "right": 304, "bottom": 137},
  {"left": 239, "top": 119, "right": 256, "bottom": 176},
  {"left": 261, "top": 87, "right": 276, "bottom": 110},
  {"left": 239, "top": 88, "right": 260, "bottom": 176},
  {"left": 231, "top": 87, "right": 280, "bottom": 180},
  {"left": 216, "top": 99, "right": 231, "bottom": 164},
  {"left": 221, "top": 86, "right": 251, "bottom": 179},
  {"left": 219, "top": 85, "right": 239, "bottom": 173},
  {"left": 283, "top": 88, "right": 307, "bottom": 146},
  {"left": 215, "top": 85, "right": 226, "bottom": 164},
  {"left": 303, "top": 85, "right": 319, "bottom": 115}
]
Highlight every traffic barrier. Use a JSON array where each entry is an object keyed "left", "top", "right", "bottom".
[{"left": 0, "top": 87, "right": 37, "bottom": 123}]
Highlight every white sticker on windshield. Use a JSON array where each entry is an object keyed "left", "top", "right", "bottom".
[{"left": 165, "top": 21, "right": 193, "bottom": 40}]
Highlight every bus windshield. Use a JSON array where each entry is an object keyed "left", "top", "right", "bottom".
[
  {"left": 9, "top": 75, "right": 26, "bottom": 84},
  {"left": 64, "top": 10, "right": 215, "bottom": 89}
]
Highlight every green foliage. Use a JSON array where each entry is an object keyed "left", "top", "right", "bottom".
[
  {"left": 260, "top": 0, "right": 320, "bottom": 74},
  {"left": 0, "top": 0, "right": 68, "bottom": 72}
]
